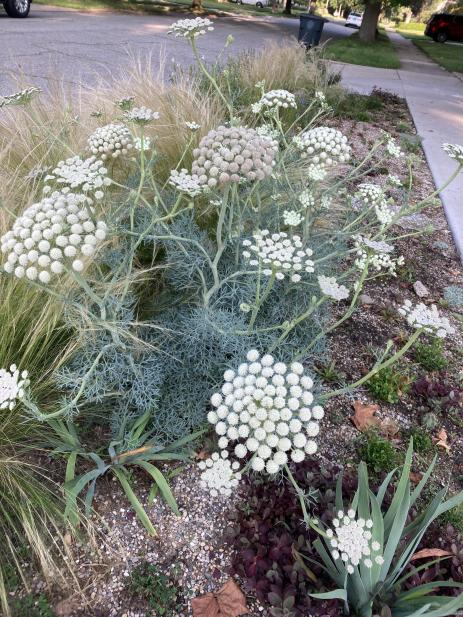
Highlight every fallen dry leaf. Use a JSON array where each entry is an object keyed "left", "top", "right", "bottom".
[
  {"left": 192, "top": 579, "right": 248, "bottom": 617},
  {"left": 379, "top": 417, "right": 400, "bottom": 439},
  {"left": 195, "top": 449, "right": 211, "bottom": 461},
  {"left": 411, "top": 548, "right": 453, "bottom": 561},
  {"left": 433, "top": 428, "right": 451, "bottom": 452},
  {"left": 351, "top": 401, "right": 380, "bottom": 432}
]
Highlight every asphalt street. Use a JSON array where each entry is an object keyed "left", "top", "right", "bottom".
[{"left": 0, "top": 4, "right": 352, "bottom": 91}]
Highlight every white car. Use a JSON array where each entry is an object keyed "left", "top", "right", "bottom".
[
  {"left": 345, "top": 11, "right": 363, "bottom": 28},
  {"left": 235, "top": 0, "right": 269, "bottom": 7}
]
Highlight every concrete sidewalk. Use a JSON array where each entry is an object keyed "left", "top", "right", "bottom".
[{"left": 333, "top": 32, "right": 463, "bottom": 259}]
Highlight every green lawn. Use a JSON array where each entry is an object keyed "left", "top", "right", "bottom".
[
  {"left": 35, "top": 0, "right": 307, "bottom": 18},
  {"left": 395, "top": 21, "right": 425, "bottom": 38},
  {"left": 413, "top": 39, "right": 463, "bottom": 73},
  {"left": 325, "top": 31, "right": 401, "bottom": 69}
]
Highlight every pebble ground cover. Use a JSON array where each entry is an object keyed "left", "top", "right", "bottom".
[{"left": 0, "top": 21, "right": 463, "bottom": 617}]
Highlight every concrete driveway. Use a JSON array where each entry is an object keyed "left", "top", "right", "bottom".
[{"left": 0, "top": 4, "right": 351, "bottom": 91}]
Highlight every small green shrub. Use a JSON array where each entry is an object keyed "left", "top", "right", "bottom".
[
  {"left": 11, "top": 594, "right": 54, "bottom": 617},
  {"left": 441, "top": 503, "right": 463, "bottom": 534},
  {"left": 414, "top": 337, "right": 448, "bottom": 371},
  {"left": 357, "top": 432, "right": 399, "bottom": 473},
  {"left": 410, "top": 428, "right": 432, "bottom": 453},
  {"left": 367, "top": 366, "right": 410, "bottom": 403},
  {"left": 127, "top": 562, "right": 182, "bottom": 615}
]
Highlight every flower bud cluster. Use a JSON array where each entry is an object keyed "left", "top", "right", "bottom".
[
  {"left": 384, "top": 135, "right": 403, "bottom": 158},
  {"left": 115, "top": 96, "right": 135, "bottom": 111},
  {"left": 255, "top": 125, "right": 279, "bottom": 140},
  {"left": 168, "top": 17, "right": 214, "bottom": 38},
  {"left": 299, "top": 189, "right": 315, "bottom": 209},
  {"left": 283, "top": 210, "right": 303, "bottom": 227},
  {"left": 443, "top": 143, "right": 463, "bottom": 165},
  {"left": 354, "top": 236, "right": 404, "bottom": 276},
  {"left": 169, "top": 168, "right": 203, "bottom": 197},
  {"left": 251, "top": 89, "right": 297, "bottom": 114},
  {"left": 185, "top": 121, "right": 201, "bottom": 131},
  {"left": 355, "top": 183, "right": 392, "bottom": 225},
  {"left": 0, "top": 365, "right": 29, "bottom": 411},
  {"left": 399, "top": 299, "right": 454, "bottom": 338},
  {"left": 87, "top": 123, "right": 134, "bottom": 160},
  {"left": 318, "top": 275, "right": 349, "bottom": 301},
  {"left": 191, "top": 126, "right": 278, "bottom": 188},
  {"left": 293, "top": 127, "right": 351, "bottom": 168},
  {"left": 0, "top": 87, "right": 41, "bottom": 108},
  {"left": 134, "top": 136, "right": 152, "bottom": 152},
  {"left": 243, "top": 230, "right": 314, "bottom": 283},
  {"left": 43, "top": 156, "right": 111, "bottom": 197},
  {"left": 327, "top": 509, "right": 383, "bottom": 573},
  {"left": 123, "top": 106, "right": 160, "bottom": 125},
  {"left": 208, "top": 350, "right": 323, "bottom": 475},
  {"left": 198, "top": 452, "right": 241, "bottom": 497},
  {"left": 1, "top": 191, "right": 107, "bottom": 283}
]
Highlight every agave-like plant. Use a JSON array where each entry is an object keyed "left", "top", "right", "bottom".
[{"left": 305, "top": 440, "right": 463, "bottom": 617}]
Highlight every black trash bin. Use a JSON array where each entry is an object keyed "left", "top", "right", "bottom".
[{"left": 298, "top": 14, "right": 327, "bottom": 47}]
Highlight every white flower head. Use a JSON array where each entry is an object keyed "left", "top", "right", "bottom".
[
  {"left": 293, "top": 127, "right": 351, "bottom": 168},
  {"left": 208, "top": 350, "right": 322, "bottom": 474},
  {"left": 134, "top": 136, "right": 152, "bottom": 152},
  {"left": 382, "top": 132, "right": 403, "bottom": 158},
  {"left": 169, "top": 168, "right": 203, "bottom": 197},
  {"left": 399, "top": 299, "right": 455, "bottom": 339},
  {"left": 299, "top": 189, "right": 315, "bottom": 209},
  {"left": 123, "top": 106, "right": 160, "bottom": 125},
  {"left": 1, "top": 191, "right": 107, "bottom": 284},
  {"left": 388, "top": 174, "right": 402, "bottom": 187},
  {"left": 44, "top": 156, "right": 111, "bottom": 197},
  {"left": 354, "top": 235, "right": 404, "bottom": 276},
  {"left": 87, "top": 123, "right": 133, "bottom": 161},
  {"left": 168, "top": 17, "right": 214, "bottom": 38},
  {"left": 255, "top": 125, "right": 280, "bottom": 141},
  {"left": 191, "top": 125, "right": 278, "bottom": 188},
  {"left": 283, "top": 210, "right": 303, "bottom": 227},
  {"left": 244, "top": 231, "right": 314, "bottom": 283},
  {"left": 0, "top": 87, "right": 41, "bottom": 108},
  {"left": 0, "top": 365, "right": 29, "bottom": 410},
  {"left": 252, "top": 89, "right": 297, "bottom": 114},
  {"left": 355, "top": 183, "right": 393, "bottom": 225},
  {"left": 185, "top": 121, "right": 201, "bottom": 131},
  {"left": 328, "top": 509, "right": 382, "bottom": 571},
  {"left": 198, "top": 454, "right": 241, "bottom": 497},
  {"left": 443, "top": 143, "right": 463, "bottom": 165},
  {"left": 318, "top": 275, "right": 349, "bottom": 301}
]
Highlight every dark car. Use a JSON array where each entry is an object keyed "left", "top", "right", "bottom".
[
  {"left": 2, "top": 0, "right": 31, "bottom": 17},
  {"left": 425, "top": 13, "right": 463, "bottom": 43}
]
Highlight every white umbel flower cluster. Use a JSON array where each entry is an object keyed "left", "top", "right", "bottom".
[
  {"left": 399, "top": 299, "right": 455, "bottom": 338},
  {"left": 307, "top": 164, "right": 327, "bottom": 181},
  {"left": 243, "top": 230, "right": 314, "bottom": 282},
  {"left": 443, "top": 143, "right": 463, "bottom": 165},
  {"left": 283, "top": 210, "right": 303, "bottom": 227},
  {"left": 388, "top": 174, "right": 402, "bottom": 187},
  {"left": 384, "top": 134, "right": 403, "bottom": 158},
  {"left": 115, "top": 96, "right": 135, "bottom": 111},
  {"left": 0, "top": 87, "right": 41, "bottom": 108},
  {"left": 299, "top": 189, "right": 315, "bottom": 209},
  {"left": 198, "top": 452, "right": 241, "bottom": 497},
  {"left": 191, "top": 126, "right": 278, "bottom": 188},
  {"left": 208, "top": 350, "right": 323, "bottom": 475},
  {"left": 255, "top": 125, "right": 279, "bottom": 140},
  {"left": 134, "top": 136, "right": 151, "bottom": 151},
  {"left": 168, "top": 17, "right": 214, "bottom": 38},
  {"left": 123, "top": 106, "right": 160, "bottom": 125},
  {"left": 355, "top": 183, "right": 393, "bottom": 225},
  {"left": 185, "top": 121, "right": 201, "bottom": 131},
  {"left": 169, "top": 168, "right": 203, "bottom": 197},
  {"left": 251, "top": 89, "right": 297, "bottom": 114},
  {"left": 0, "top": 365, "right": 29, "bottom": 411},
  {"left": 318, "top": 275, "right": 349, "bottom": 301},
  {"left": 1, "top": 191, "right": 107, "bottom": 283},
  {"left": 354, "top": 236, "right": 404, "bottom": 276},
  {"left": 43, "top": 156, "right": 111, "bottom": 196},
  {"left": 293, "top": 127, "right": 351, "bottom": 168},
  {"left": 87, "top": 123, "right": 134, "bottom": 161},
  {"left": 327, "top": 509, "right": 383, "bottom": 574}
]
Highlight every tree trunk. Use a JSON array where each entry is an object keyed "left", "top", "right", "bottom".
[
  {"left": 284, "top": 0, "right": 292, "bottom": 15},
  {"left": 358, "top": 1, "right": 382, "bottom": 43}
]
